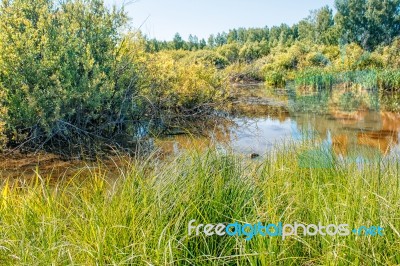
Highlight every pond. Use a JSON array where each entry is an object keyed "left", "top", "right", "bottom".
[
  {"left": 156, "top": 83, "right": 400, "bottom": 160},
  {"left": 2, "top": 82, "right": 400, "bottom": 178}
]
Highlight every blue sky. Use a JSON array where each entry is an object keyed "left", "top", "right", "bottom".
[{"left": 106, "top": 0, "right": 336, "bottom": 41}]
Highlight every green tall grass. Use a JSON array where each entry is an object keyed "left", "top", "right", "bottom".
[
  {"left": 294, "top": 68, "right": 400, "bottom": 93},
  {"left": 294, "top": 68, "right": 334, "bottom": 90},
  {"left": 378, "top": 69, "right": 400, "bottom": 91},
  {"left": 0, "top": 145, "right": 399, "bottom": 265},
  {"left": 294, "top": 69, "right": 380, "bottom": 91}
]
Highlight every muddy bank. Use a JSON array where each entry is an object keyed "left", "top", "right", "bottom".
[{"left": 0, "top": 151, "right": 136, "bottom": 180}]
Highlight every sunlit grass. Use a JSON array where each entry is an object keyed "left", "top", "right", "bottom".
[
  {"left": 0, "top": 144, "right": 399, "bottom": 265},
  {"left": 294, "top": 68, "right": 400, "bottom": 93}
]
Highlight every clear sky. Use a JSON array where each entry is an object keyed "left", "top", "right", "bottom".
[{"left": 106, "top": 0, "right": 336, "bottom": 41}]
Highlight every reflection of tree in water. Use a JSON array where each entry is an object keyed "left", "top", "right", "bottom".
[
  {"left": 289, "top": 84, "right": 400, "bottom": 156},
  {"left": 155, "top": 118, "right": 235, "bottom": 156},
  {"left": 287, "top": 84, "right": 330, "bottom": 114},
  {"left": 157, "top": 81, "right": 400, "bottom": 158}
]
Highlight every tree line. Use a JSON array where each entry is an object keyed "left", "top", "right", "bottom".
[{"left": 145, "top": 0, "right": 400, "bottom": 53}]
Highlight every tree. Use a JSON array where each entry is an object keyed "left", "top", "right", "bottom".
[
  {"left": 227, "top": 29, "right": 239, "bottom": 43},
  {"left": 215, "top": 32, "right": 228, "bottom": 47},
  {"left": 335, "top": 0, "right": 400, "bottom": 50},
  {"left": 199, "top": 38, "right": 207, "bottom": 49},
  {"left": 315, "top": 6, "right": 337, "bottom": 45},
  {"left": 278, "top": 24, "right": 294, "bottom": 47},
  {"left": 297, "top": 19, "right": 316, "bottom": 43},
  {"left": 188, "top": 34, "right": 199, "bottom": 50},
  {"left": 365, "top": 0, "right": 400, "bottom": 48},
  {"left": 269, "top": 26, "right": 282, "bottom": 47},
  {"left": 173, "top": 33, "right": 184, "bottom": 50},
  {"left": 207, "top": 34, "right": 215, "bottom": 48},
  {"left": 297, "top": 6, "right": 337, "bottom": 45}
]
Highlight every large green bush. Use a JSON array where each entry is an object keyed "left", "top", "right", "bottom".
[
  {"left": 217, "top": 43, "right": 241, "bottom": 63},
  {"left": 0, "top": 0, "right": 141, "bottom": 151},
  {"left": 304, "top": 52, "right": 330, "bottom": 67},
  {"left": 238, "top": 41, "right": 269, "bottom": 63},
  {"left": 137, "top": 51, "right": 227, "bottom": 113}
]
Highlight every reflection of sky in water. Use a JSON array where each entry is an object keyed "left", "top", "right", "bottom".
[
  {"left": 158, "top": 83, "right": 400, "bottom": 159},
  {"left": 388, "top": 132, "right": 400, "bottom": 156},
  {"left": 224, "top": 116, "right": 400, "bottom": 159},
  {"left": 228, "top": 117, "right": 301, "bottom": 155},
  {"left": 222, "top": 84, "right": 400, "bottom": 158}
]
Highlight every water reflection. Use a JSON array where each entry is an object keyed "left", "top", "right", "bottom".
[{"left": 157, "top": 83, "right": 400, "bottom": 158}]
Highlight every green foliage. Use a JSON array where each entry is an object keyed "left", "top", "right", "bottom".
[
  {"left": 295, "top": 68, "right": 334, "bottom": 90},
  {"left": 238, "top": 41, "right": 269, "bottom": 62},
  {"left": 381, "top": 38, "right": 400, "bottom": 68},
  {"left": 263, "top": 44, "right": 310, "bottom": 72},
  {"left": 186, "top": 50, "right": 229, "bottom": 69},
  {"left": 378, "top": 69, "right": 400, "bottom": 91},
  {"left": 172, "top": 33, "right": 185, "bottom": 50},
  {"left": 297, "top": 6, "right": 338, "bottom": 45},
  {"left": 137, "top": 51, "right": 227, "bottom": 112},
  {"left": 305, "top": 52, "right": 331, "bottom": 67},
  {"left": 0, "top": 0, "right": 133, "bottom": 148},
  {"left": 224, "top": 60, "right": 267, "bottom": 83},
  {"left": 144, "top": 0, "right": 399, "bottom": 56},
  {"left": 217, "top": 43, "right": 241, "bottom": 63},
  {"left": 1, "top": 0, "right": 400, "bottom": 153},
  {"left": 0, "top": 147, "right": 399, "bottom": 264},
  {"left": 0, "top": 0, "right": 229, "bottom": 152},
  {"left": 335, "top": 70, "right": 378, "bottom": 89},
  {"left": 295, "top": 69, "right": 380, "bottom": 90},
  {"left": 335, "top": 0, "right": 400, "bottom": 50},
  {"left": 265, "top": 70, "right": 286, "bottom": 87},
  {"left": 0, "top": 90, "right": 6, "bottom": 150},
  {"left": 354, "top": 52, "right": 384, "bottom": 69}
]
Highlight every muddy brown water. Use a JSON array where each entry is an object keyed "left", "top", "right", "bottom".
[
  {"left": 157, "top": 83, "right": 400, "bottom": 159},
  {"left": 1, "top": 83, "right": 400, "bottom": 178}
]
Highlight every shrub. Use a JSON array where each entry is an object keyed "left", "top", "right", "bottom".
[
  {"left": 305, "top": 52, "right": 330, "bottom": 67},
  {"left": 354, "top": 52, "right": 384, "bottom": 69},
  {"left": 137, "top": 52, "right": 227, "bottom": 114},
  {"left": 378, "top": 69, "right": 400, "bottom": 91},
  {"left": 273, "top": 53, "right": 298, "bottom": 70},
  {"left": 381, "top": 38, "right": 400, "bottom": 68},
  {"left": 265, "top": 70, "right": 286, "bottom": 87},
  {"left": 224, "top": 60, "right": 267, "bottom": 83},
  {"left": 0, "top": 0, "right": 138, "bottom": 152},
  {"left": 186, "top": 50, "right": 229, "bottom": 69},
  {"left": 335, "top": 43, "right": 364, "bottom": 70},
  {"left": 217, "top": 43, "right": 241, "bottom": 63},
  {"left": 238, "top": 41, "right": 269, "bottom": 63},
  {"left": 321, "top": 45, "right": 340, "bottom": 62}
]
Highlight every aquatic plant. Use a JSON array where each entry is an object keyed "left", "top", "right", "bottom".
[
  {"left": 378, "top": 69, "right": 400, "bottom": 91},
  {"left": 265, "top": 70, "right": 287, "bottom": 88},
  {"left": 294, "top": 68, "right": 334, "bottom": 90}
]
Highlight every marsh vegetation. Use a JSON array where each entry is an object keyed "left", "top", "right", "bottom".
[{"left": 0, "top": 0, "right": 400, "bottom": 264}]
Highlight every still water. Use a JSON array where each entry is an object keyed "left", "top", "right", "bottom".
[
  {"left": 2, "top": 83, "right": 399, "bottom": 178},
  {"left": 157, "top": 83, "right": 400, "bottom": 159}
]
